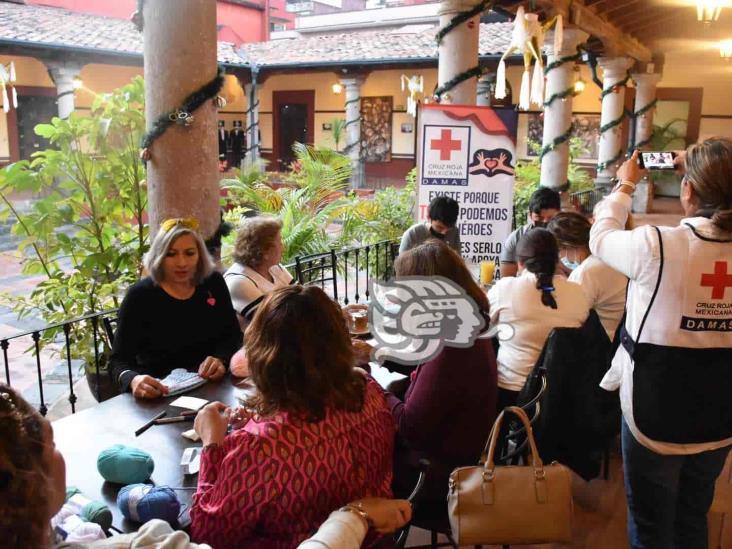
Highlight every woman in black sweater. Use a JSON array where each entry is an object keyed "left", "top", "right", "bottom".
[{"left": 110, "top": 218, "right": 242, "bottom": 399}]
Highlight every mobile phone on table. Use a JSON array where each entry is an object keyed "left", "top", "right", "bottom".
[{"left": 638, "top": 151, "right": 676, "bottom": 170}]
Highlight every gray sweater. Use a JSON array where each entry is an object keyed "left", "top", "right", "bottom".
[{"left": 399, "top": 222, "right": 462, "bottom": 255}]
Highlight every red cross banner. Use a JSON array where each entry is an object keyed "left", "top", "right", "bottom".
[{"left": 416, "top": 104, "right": 517, "bottom": 269}]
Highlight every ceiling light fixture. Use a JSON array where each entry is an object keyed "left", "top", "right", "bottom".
[
  {"left": 721, "top": 39, "right": 732, "bottom": 59},
  {"left": 696, "top": 0, "right": 723, "bottom": 24}
]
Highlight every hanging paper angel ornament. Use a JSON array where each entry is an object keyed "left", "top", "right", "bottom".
[
  {"left": 400, "top": 74, "right": 424, "bottom": 117},
  {"left": 494, "top": 6, "right": 564, "bottom": 110},
  {"left": 0, "top": 62, "right": 18, "bottom": 112}
]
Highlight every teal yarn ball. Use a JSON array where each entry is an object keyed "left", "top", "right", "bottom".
[
  {"left": 65, "top": 486, "right": 81, "bottom": 500},
  {"left": 82, "top": 500, "right": 113, "bottom": 532},
  {"left": 97, "top": 445, "right": 154, "bottom": 484}
]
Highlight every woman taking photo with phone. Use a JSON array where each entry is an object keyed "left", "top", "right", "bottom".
[{"left": 591, "top": 140, "right": 732, "bottom": 548}]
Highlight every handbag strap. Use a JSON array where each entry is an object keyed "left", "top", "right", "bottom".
[{"left": 481, "top": 406, "right": 544, "bottom": 472}]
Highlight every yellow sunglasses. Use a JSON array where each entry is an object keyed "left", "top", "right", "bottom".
[{"left": 160, "top": 217, "right": 200, "bottom": 233}]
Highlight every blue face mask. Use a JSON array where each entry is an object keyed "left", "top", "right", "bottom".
[{"left": 561, "top": 256, "right": 581, "bottom": 271}]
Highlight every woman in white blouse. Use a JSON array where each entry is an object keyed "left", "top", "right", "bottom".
[
  {"left": 548, "top": 211, "right": 627, "bottom": 341},
  {"left": 224, "top": 215, "right": 294, "bottom": 326},
  {"left": 489, "top": 228, "right": 590, "bottom": 410},
  {"left": 591, "top": 144, "right": 732, "bottom": 549}
]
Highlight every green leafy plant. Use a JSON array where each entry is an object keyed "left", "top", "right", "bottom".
[
  {"left": 221, "top": 142, "right": 357, "bottom": 264},
  {"left": 330, "top": 117, "right": 346, "bottom": 152},
  {"left": 0, "top": 77, "right": 148, "bottom": 374},
  {"left": 648, "top": 118, "right": 687, "bottom": 151},
  {"left": 513, "top": 138, "right": 594, "bottom": 225}
]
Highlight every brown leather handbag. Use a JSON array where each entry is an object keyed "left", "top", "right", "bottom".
[{"left": 447, "top": 406, "right": 573, "bottom": 545}]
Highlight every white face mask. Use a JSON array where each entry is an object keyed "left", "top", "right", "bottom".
[{"left": 560, "top": 249, "right": 581, "bottom": 271}]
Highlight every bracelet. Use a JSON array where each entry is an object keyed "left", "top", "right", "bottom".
[
  {"left": 620, "top": 179, "right": 637, "bottom": 190},
  {"left": 339, "top": 502, "right": 373, "bottom": 529}
]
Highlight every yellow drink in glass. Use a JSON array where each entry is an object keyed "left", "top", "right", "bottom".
[{"left": 480, "top": 260, "right": 496, "bottom": 285}]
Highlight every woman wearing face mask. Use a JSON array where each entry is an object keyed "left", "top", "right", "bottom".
[
  {"left": 488, "top": 228, "right": 590, "bottom": 410},
  {"left": 110, "top": 218, "right": 242, "bottom": 400},
  {"left": 548, "top": 212, "right": 628, "bottom": 341}
]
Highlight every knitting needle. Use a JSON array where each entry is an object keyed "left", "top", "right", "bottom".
[
  {"left": 154, "top": 415, "right": 195, "bottom": 425},
  {"left": 135, "top": 410, "right": 167, "bottom": 437}
]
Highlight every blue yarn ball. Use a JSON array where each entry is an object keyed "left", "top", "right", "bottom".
[
  {"left": 97, "top": 444, "right": 154, "bottom": 484},
  {"left": 117, "top": 484, "right": 180, "bottom": 524}
]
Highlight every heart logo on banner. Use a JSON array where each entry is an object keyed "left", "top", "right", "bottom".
[{"left": 484, "top": 159, "right": 498, "bottom": 170}]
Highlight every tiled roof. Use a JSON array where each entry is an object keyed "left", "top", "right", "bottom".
[
  {"left": 0, "top": 1, "right": 514, "bottom": 69},
  {"left": 0, "top": 2, "right": 143, "bottom": 55},
  {"left": 238, "top": 22, "right": 513, "bottom": 67}
]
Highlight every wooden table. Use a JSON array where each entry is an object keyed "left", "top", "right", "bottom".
[
  {"left": 53, "top": 365, "right": 405, "bottom": 533},
  {"left": 52, "top": 378, "right": 241, "bottom": 533}
]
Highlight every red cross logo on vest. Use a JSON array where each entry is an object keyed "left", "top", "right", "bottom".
[
  {"left": 430, "top": 129, "right": 462, "bottom": 161},
  {"left": 700, "top": 261, "right": 732, "bottom": 299}
]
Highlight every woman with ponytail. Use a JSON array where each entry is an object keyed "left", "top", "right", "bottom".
[
  {"left": 591, "top": 140, "right": 732, "bottom": 549},
  {"left": 488, "top": 228, "right": 590, "bottom": 411}
]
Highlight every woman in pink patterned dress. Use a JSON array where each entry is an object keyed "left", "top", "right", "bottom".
[{"left": 190, "top": 286, "right": 395, "bottom": 548}]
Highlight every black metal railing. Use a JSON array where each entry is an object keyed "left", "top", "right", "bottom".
[
  {"left": 292, "top": 239, "right": 399, "bottom": 305},
  {"left": 2, "top": 241, "right": 399, "bottom": 416},
  {"left": 1, "top": 309, "right": 117, "bottom": 416},
  {"left": 569, "top": 189, "right": 606, "bottom": 216}
]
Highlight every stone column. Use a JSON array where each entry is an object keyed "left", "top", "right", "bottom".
[
  {"left": 438, "top": 0, "right": 481, "bottom": 105},
  {"left": 244, "top": 77, "right": 260, "bottom": 167},
  {"left": 341, "top": 76, "right": 365, "bottom": 188},
  {"left": 143, "top": 0, "right": 219, "bottom": 238},
  {"left": 540, "top": 28, "right": 588, "bottom": 193},
  {"left": 630, "top": 72, "right": 662, "bottom": 213},
  {"left": 595, "top": 56, "right": 634, "bottom": 192},
  {"left": 46, "top": 60, "right": 83, "bottom": 120},
  {"left": 476, "top": 72, "right": 493, "bottom": 106}
]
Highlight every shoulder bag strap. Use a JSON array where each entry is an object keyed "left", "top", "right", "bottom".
[{"left": 621, "top": 226, "right": 664, "bottom": 356}]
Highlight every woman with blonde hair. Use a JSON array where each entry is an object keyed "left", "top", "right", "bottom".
[
  {"left": 224, "top": 215, "right": 293, "bottom": 325},
  {"left": 110, "top": 218, "right": 241, "bottom": 399},
  {"left": 591, "top": 141, "right": 732, "bottom": 548}
]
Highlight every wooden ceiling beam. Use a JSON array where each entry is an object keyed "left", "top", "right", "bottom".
[
  {"left": 602, "top": 0, "right": 645, "bottom": 17},
  {"left": 533, "top": 0, "right": 652, "bottom": 61}
]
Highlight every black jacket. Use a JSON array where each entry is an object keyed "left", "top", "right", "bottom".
[{"left": 517, "top": 310, "right": 620, "bottom": 480}]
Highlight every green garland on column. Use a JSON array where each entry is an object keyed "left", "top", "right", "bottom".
[
  {"left": 596, "top": 71, "right": 632, "bottom": 173},
  {"left": 539, "top": 123, "right": 573, "bottom": 160},
  {"left": 435, "top": 66, "right": 485, "bottom": 101},
  {"left": 435, "top": 0, "right": 493, "bottom": 45},
  {"left": 139, "top": 67, "right": 225, "bottom": 158},
  {"left": 627, "top": 98, "right": 658, "bottom": 153},
  {"left": 244, "top": 92, "right": 261, "bottom": 158},
  {"left": 433, "top": 1, "right": 495, "bottom": 102},
  {"left": 342, "top": 97, "right": 362, "bottom": 155}
]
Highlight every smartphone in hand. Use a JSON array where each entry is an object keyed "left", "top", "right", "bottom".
[{"left": 638, "top": 151, "right": 676, "bottom": 170}]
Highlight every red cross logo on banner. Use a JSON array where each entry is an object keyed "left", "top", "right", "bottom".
[
  {"left": 430, "top": 129, "right": 462, "bottom": 161},
  {"left": 700, "top": 261, "right": 732, "bottom": 299}
]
